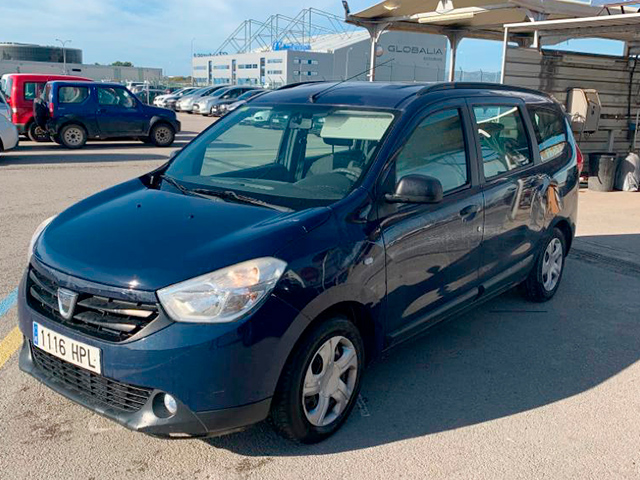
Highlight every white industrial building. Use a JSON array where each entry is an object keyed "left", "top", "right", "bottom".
[{"left": 192, "top": 9, "right": 447, "bottom": 87}]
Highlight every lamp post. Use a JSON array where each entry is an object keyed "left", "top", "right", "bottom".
[
  {"left": 190, "top": 37, "right": 196, "bottom": 86},
  {"left": 55, "top": 39, "right": 72, "bottom": 74}
]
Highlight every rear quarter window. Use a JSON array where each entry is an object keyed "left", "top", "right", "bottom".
[
  {"left": 58, "top": 86, "right": 90, "bottom": 104},
  {"left": 527, "top": 107, "right": 570, "bottom": 163}
]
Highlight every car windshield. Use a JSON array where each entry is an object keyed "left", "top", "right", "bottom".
[
  {"left": 237, "top": 90, "right": 262, "bottom": 101},
  {"left": 164, "top": 105, "right": 396, "bottom": 210}
]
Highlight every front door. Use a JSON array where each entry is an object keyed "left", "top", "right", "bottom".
[
  {"left": 96, "top": 86, "right": 145, "bottom": 137},
  {"left": 378, "top": 102, "right": 484, "bottom": 341}
]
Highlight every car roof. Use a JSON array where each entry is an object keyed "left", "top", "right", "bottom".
[
  {"left": 48, "top": 80, "right": 122, "bottom": 88},
  {"left": 251, "top": 81, "right": 555, "bottom": 110}
]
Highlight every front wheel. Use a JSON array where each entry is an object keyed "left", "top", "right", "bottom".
[
  {"left": 59, "top": 124, "right": 87, "bottom": 149},
  {"left": 520, "top": 227, "right": 566, "bottom": 302},
  {"left": 149, "top": 123, "right": 175, "bottom": 147},
  {"left": 28, "top": 122, "right": 50, "bottom": 142},
  {"left": 270, "top": 317, "right": 364, "bottom": 443}
]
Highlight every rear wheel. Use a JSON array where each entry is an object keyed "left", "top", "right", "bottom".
[
  {"left": 150, "top": 123, "right": 175, "bottom": 147},
  {"left": 270, "top": 316, "right": 364, "bottom": 444},
  {"left": 521, "top": 227, "right": 566, "bottom": 302},
  {"left": 59, "top": 124, "right": 87, "bottom": 149},
  {"left": 27, "top": 122, "right": 50, "bottom": 142}
]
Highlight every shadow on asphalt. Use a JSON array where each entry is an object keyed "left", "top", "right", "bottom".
[{"left": 204, "top": 249, "right": 640, "bottom": 455}]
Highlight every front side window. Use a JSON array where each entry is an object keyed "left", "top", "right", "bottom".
[
  {"left": 473, "top": 105, "right": 532, "bottom": 179},
  {"left": 165, "top": 106, "right": 396, "bottom": 210},
  {"left": 58, "top": 86, "right": 89, "bottom": 104},
  {"left": 395, "top": 109, "right": 469, "bottom": 193},
  {"left": 527, "top": 107, "right": 569, "bottom": 163},
  {"left": 97, "top": 87, "right": 137, "bottom": 108},
  {"left": 24, "top": 82, "right": 44, "bottom": 100}
]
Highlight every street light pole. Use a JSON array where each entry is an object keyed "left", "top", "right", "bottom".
[
  {"left": 55, "top": 39, "right": 71, "bottom": 75},
  {"left": 190, "top": 37, "right": 196, "bottom": 86}
]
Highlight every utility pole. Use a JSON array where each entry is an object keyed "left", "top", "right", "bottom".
[
  {"left": 55, "top": 39, "right": 72, "bottom": 75},
  {"left": 345, "top": 47, "right": 353, "bottom": 80}
]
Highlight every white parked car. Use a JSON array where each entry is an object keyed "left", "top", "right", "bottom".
[
  {"left": 0, "top": 113, "right": 19, "bottom": 153},
  {"left": 0, "top": 90, "right": 10, "bottom": 120}
]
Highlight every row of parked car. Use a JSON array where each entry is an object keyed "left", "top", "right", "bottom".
[
  {"left": 154, "top": 85, "right": 265, "bottom": 117},
  {"left": 0, "top": 73, "right": 181, "bottom": 149}
]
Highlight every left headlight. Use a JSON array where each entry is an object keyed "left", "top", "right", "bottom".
[
  {"left": 27, "top": 216, "right": 56, "bottom": 264},
  {"left": 157, "top": 257, "right": 287, "bottom": 324}
]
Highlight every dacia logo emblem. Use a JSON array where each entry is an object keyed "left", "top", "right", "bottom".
[{"left": 57, "top": 288, "right": 79, "bottom": 320}]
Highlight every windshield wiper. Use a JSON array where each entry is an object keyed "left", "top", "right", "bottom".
[
  {"left": 160, "top": 175, "right": 291, "bottom": 212},
  {"left": 190, "top": 188, "right": 292, "bottom": 212}
]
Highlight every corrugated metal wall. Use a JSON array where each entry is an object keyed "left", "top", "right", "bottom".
[{"left": 504, "top": 47, "right": 640, "bottom": 156}]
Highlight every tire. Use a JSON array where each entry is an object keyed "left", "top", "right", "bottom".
[
  {"left": 59, "top": 124, "right": 87, "bottom": 149},
  {"left": 270, "top": 316, "right": 364, "bottom": 444},
  {"left": 27, "top": 122, "right": 51, "bottom": 143},
  {"left": 521, "top": 227, "right": 566, "bottom": 302},
  {"left": 149, "top": 123, "right": 175, "bottom": 147}
]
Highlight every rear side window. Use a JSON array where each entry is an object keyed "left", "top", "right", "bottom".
[
  {"left": 395, "top": 108, "right": 469, "bottom": 193},
  {"left": 58, "top": 86, "right": 89, "bottom": 104},
  {"left": 473, "top": 105, "right": 532, "bottom": 179},
  {"left": 97, "top": 87, "right": 137, "bottom": 108},
  {"left": 527, "top": 107, "right": 569, "bottom": 163},
  {"left": 24, "top": 82, "right": 45, "bottom": 100}
]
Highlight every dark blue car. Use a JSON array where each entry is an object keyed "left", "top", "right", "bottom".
[
  {"left": 19, "top": 82, "right": 579, "bottom": 443},
  {"left": 34, "top": 81, "right": 181, "bottom": 149}
]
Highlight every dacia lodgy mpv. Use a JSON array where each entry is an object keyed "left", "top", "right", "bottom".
[{"left": 19, "top": 82, "right": 580, "bottom": 443}]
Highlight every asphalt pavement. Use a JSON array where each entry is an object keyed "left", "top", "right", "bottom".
[{"left": 1, "top": 115, "right": 640, "bottom": 479}]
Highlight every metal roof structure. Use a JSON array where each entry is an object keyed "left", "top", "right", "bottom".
[
  {"left": 342, "top": 0, "right": 638, "bottom": 81},
  {"left": 211, "top": 8, "right": 358, "bottom": 55}
]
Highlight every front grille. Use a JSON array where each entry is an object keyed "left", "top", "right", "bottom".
[
  {"left": 27, "top": 266, "right": 159, "bottom": 342},
  {"left": 31, "top": 344, "right": 152, "bottom": 413}
]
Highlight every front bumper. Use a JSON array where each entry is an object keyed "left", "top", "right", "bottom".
[
  {"left": 17, "top": 261, "right": 306, "bottom": 437},
  {"left": 19, "top": 341, "right": 270, "bottom": 437}
]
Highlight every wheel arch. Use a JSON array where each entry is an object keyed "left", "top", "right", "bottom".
[{"left": 550, "top": 217, "right": 574, "bottom": 254}]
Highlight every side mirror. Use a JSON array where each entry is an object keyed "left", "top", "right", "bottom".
[{"left": 385, "top": 174, "right": 443, "bottom": 204}]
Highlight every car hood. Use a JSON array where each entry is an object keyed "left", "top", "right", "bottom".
[
  {"left": 34, "top": 179, "right": 331, "bottom": 292},
  {"left": 142, "top": 104, "right": 175, "bottom": 117}
]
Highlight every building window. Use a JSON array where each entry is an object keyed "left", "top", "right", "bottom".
[
  {"left": 267, "top": 58, "right": 283, "bottom": 64},
  {"left": 267, "top": 70, "right": 283, "bottom": 75},
  {"left": 213, "top": 65, "right": 230, "bottom": 70},
  {"left": 193, "top": 65, "right": 207, "bottom": 71},
  {"left": 293, "top": 59, "right": 318, "bottom": 65},
  {"left": 294, "top": 71, "right": 318, "bottom": 76}
]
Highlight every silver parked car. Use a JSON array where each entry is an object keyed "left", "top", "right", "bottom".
[
  {"left": 153, "top": 87, "right": 198, "bottom": 109},
  {"left": 0, "top": 113, "right": 19, "bottom": 153},
  {"left": 0, "top": 90, "right": 10, "bottom": 120},
  {"left": 175, "top": 86, "right": 223, "bottom": 113}
]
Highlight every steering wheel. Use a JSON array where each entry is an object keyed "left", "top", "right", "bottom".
[{"left": 331, "top": 168, "right": 360, "bottom": 181}]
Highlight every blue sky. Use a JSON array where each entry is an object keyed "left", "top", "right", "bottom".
[{"left": 0, "top": 0, "right": 627, "bottom": 76}]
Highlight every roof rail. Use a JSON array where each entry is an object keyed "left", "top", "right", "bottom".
[
  {"left": 417, "top": 82, "right": 547, "bottom": 98},
  {"left": 276, "top": 81, "right": 326, "bottom": 91}
]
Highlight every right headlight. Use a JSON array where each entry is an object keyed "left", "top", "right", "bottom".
[
  {"left": 157, "top": 257, "right": 287, "bottom": 324},
  {"left": 27, "top": 215, "right": 56, "bottom": 263}
]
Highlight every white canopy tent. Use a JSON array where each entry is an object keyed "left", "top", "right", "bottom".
[{"left": 342, "top": 0, "right": 635, "bottom": 81}]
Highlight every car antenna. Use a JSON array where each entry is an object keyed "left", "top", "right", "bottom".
[{"left": 309, "top": 58, "right": 395, "bottom": 103}]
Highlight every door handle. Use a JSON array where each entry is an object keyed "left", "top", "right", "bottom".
[{"left": 459, "top": 204, "right": 479, "bottom": 218}]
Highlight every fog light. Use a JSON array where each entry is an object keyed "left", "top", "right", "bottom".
[{"left": 163, "top": 394, "right": 178, "bottom": 415}]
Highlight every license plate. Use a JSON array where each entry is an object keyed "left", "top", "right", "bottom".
[{"left": 33, "top": 322, "right": 101, "bottom": 374}]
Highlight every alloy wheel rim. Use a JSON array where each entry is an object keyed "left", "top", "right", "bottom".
[
  {"left": 155, "top": 127, "right": 171, "bottom": 144},
  {"left": 302, "top": 335, "right": 358, "bottom": 427},
  {"left": 64, "top": 127, "right": 84, "bottom": 146},
  {"left": 541, "top": 237, "right": 563, "bottom": 291}
]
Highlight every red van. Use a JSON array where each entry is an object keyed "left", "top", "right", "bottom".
[{"left": 1, "top": 73, "right": 90, "bottom": 141}]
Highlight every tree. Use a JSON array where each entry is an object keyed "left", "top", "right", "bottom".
[{"left": 111, "top": 61, "right": 133, "bottom": 67}]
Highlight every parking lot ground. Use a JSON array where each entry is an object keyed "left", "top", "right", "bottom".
[{"left": 1, "top": 121, "right": 640, "bottom": 479}]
